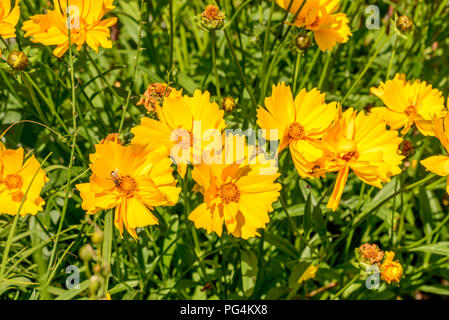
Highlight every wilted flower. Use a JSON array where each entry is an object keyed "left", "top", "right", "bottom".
[
  {"left": 137, "top": 83, "right": 176, "bottom": 113},
  {"left": 356, "top": 243, "right": 384, "bottom": 265},
  {"left": 222, "top": 96, "right": 237, "bottom": 112},
  {"left": 197, "top": 4, "right": 225, "bottom": 31}
]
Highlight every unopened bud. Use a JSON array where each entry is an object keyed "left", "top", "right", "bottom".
[
  {"left": 79, "top": 244, "right": 94, "bottom": 262},
  {"left": 89, "top": 275, "right": 102, "bottom": 294},
  {"left": 397, "top": 15, "right": 413, "bottom": 33},
  {"left": 91, "top": 227, "right": 104, "bottom": 245},
  {"left": 222, "top": 97, "right": 236, "bottom": 112},
  {"left": 295, "top": 34, "right": 312, "bottom": 52},
  {"left": 7, "top": 50, "right": 29, "bottom": 70}
]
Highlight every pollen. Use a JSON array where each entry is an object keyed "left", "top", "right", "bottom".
[
  {"left": 341, "top": 151, "right": 358, "bottom": 162},
  {"left": 404, "top": 105, "right": 417, "bottom": 117},
  {"left": 288, "top": 122, "right": 305, "bottom": 141},
  {"left": 5, "top": 174, "right": 23, "bottom": 190},
  {"left": 116, "top": 175, "right": 138, "bottom": 198},
  {"left": 219, "top": 182, "right": 240, "bottom": 204}
]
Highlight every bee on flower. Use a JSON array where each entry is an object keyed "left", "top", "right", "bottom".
[
  {"left": 321, "top": 108, "right": 404, "bottom": 211},
  {"left": 0, "top": 0, "right": 20, "bottom": 39},
  {"left": 276, "top": 0, "right": 352, "bottom": 52},
  {"left": 76, "top": 139, "right": 181, "bottom": 239},
  {"left": 0, "top": 142, "right": 48, "bottom": 216},
  {"left": 370, "top": 74, "right": 447, "bottom": 136},
  {"left": 22, "top": 0, "right": 117, "bottom": 58}
]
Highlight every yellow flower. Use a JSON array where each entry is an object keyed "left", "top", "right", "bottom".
[
  {"left": 22, "top": 0, "right": 117, "bottom": 58},
  {"left": 0, "top": 142, "right": 48, "bottom": 216},
  {"left": 131, "top": 89, "right": 226, "bottom": 178},
  {"left": 370, "top": 74, "right": 447, "bottom": 136},
  {"left": 276, "top": 0, "right": 352, "bottom": 51},
  {"left": 76, "top": 140, "right": 181, "bottom": 239},
  {"left": 189, "top": 134, "right": 281, "bottom": 239},
  {"left": 322, "top": 108, "right": 404, "bottom": 211},
  {"left": 257, "top": 82, "right": 338, "bottom": 179},
  {"left": 0, "top": 0, "right": 20, "bottom": 39},
  {"left": 380, "top": 251, "right": 403, "bottom": 284},
  {"left": 421, "top": 114, "right": 449, "bottom": 193},
  {"left": 298, "top": 264, "right": 318, "bottom": 284}
]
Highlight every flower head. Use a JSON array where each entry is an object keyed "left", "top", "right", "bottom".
[
  {"left": 380, "top": 251, "right": 403, "bottom": 284},
  {"left": 137, "top": 83, "right": 178, "bottom": 113},
  {"left": 322, "top": 108, "right": 404, "bottom": 211},
  {"left": 22, "top": 0, "right": 117, "bottom": 58},
  {"left": 131, "top": 89, "right": 226, "bottom": 178},
  {"left": 257, "top": 83, "right": 338, "bottom": 179},
  {"left": 0, "top": 0, "right": 20, "bottom": 39},
  {"left": 197, "top": 4, "right": 225, "bottom": 31},
  {"left": 7, "top": 50, "right": 28, "bottom": 70},
  {"left": 222, "top": 96, "right": 237, "bottom": 112},
  {"left": 356, "top": 243, "right": 384, "bottom": 265},
  {"left": 0, "top": 142, "right": 48, "bottom": 216},
  {"left": 276, "top": 0, "right": 352, "bottom": 51},
  {"left": 189, "top": 134, "right": 281, "bottom": 239},
  {"left": 370, "top": 74, "right": 447, "bottom": 136},
  {"left": 76, "top": 140, "right": 181, "bottom": 239}
]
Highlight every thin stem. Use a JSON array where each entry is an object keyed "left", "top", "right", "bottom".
[
  {"left": 292, "top": 53, "right": 301, "bottom": 94},
  {"left": 318, "top": 51, "right": 331, "bottom": 90},
  {"left": 169, "top": 0, "right": 174, "bottom": 69},
  {"left": 211, "top": 30, "right": 221, "bottom": 103},
  {"left": 386, "top": 36, "right": 399, "bottom": 80},
  {"left": 331, "top": 274, "right": 360, "bottom": 300},
  {"left": 118, "top": 0, "right": 145, "bottom": 133},
  {"left": 223, "top": 30, "right": 258, "bottom": 109}
]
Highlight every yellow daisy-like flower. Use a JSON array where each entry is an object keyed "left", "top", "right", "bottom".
[
  {"left": 322, "top": 108, "right": 404, "bottom": 211},
  {"left": 0, "top": 142, "right": 48, "bottom": 216},
  {"left": 370, "top": 74, "right": 447, "bottom": 136},
  {"left": 189, "top": 134, "right": 281, "bottom": 239},
  {"left": 22, "top": 0, "right": 117, "bottom": 58},
  {"left": 276, "top": 0, "right": 352, "bottom": 51},
  {"left": 0, "top": 0, "right": 20, "bottom": 39},
  {"left": 76, "top": 140, "right": 181, "bottom": 239},
  {"left": 131, "top": 89, "right": 226, "bottom": 178},
  {"left": 421, "top": 114, "right": 449, "bottom": 193},
  {"left": 380, "top": 251, "right": 403, "bottom": 284},
  {"left": 298, "top": 264, "right": 319, "bottom": 284},
  {"left": 257, "top": 82, "right": 338, "bottom": 179}
]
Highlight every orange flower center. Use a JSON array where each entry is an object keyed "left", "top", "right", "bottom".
[
  {"left": 405, "top": 105, "right": 417, "bottom": 117},
  {"left": 177, "top": 131, "right": 195, "bottom": 149},
  {"left": 5, "top": 174, "right": 23, "bottom": 190},
  {"left": 341, "top": 151, "right": 358, "bottom": 162},
  {"left": 116, "top": 175, "right": 138, "bottom": 198},
  {"left": 288, "top": 122, "right": 305, "bottom": 141},
  {"left": 203, "top": 5, "right": 221, "bottom": 20},
  {"left": 219, "top": 182, "right": 240, "bottom": 204}
]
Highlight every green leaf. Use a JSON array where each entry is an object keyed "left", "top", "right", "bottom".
[
  {"left": 408, "top": 242, "right": 449, "bottom": 256},
  {"left": 241, "top": 249, "right": 258, "bottom": 298}
]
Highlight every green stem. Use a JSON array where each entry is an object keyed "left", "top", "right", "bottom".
[
  {"left": 211, "top": 30, "right": 221, "bottom": 103},
  {"left": 341, "top": 31, "right": 392, "bottom": 105},
  {"left": 223, "top": 30, "right": 258, "bottom": 110},
  {"left": 386, "top": 36, "right": 398, "bottom": 80},
  {"left": 20, "top": 73, "right": 48, "bottom": 124},
  {"left": 118, "top": 0, "right": 145, "bottom": 133},
  {"left": 331, "top": 274, "right": 360, "bottom": 300},
  {"left": 292, "top": 53, "right": 301, "bottom": 94},
  {"left": 100, "top": 211, "right": 114, "bottom": 297},
  {"left": 318, "top": 51, "right": 332, "bottom": 91}
]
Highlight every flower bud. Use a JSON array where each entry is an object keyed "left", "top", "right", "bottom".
[
  {"left": 397, "top": 15, "right": 413, "bottom": 33},
  {"left": 89, "top": 275, "right": 102, "bottom": 294},
  {"left": 197, "top": 5, "right": 225, "bottom": 31},
  {"left": 7, "top": 50, "right": 29, "bottom": 70},
  {"left": 91, "top": 227, "right": 104, "bottom": 245},
  {"left": 222, "top": 97, "right": 236, "bottom": 112},
  {"left": 93, "top": 263, "right": 102, "bottom": 274},
  {"left": 79, "top": 244, "right": 94, "bottom": 262},
  {"left": 295, "top": 34, "right": 312, "bottom": 52}
]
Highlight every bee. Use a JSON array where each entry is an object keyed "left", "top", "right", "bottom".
[{"left": 110, "top": 169, "right": 121, "bottom": 187}]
